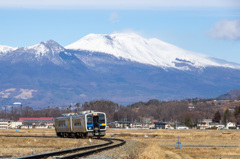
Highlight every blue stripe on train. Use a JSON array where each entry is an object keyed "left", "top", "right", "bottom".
[{"left": 87, "top": 124, "right": 93, "bottom": 127}]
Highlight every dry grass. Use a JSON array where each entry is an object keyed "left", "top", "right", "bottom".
[
  {"left": 106, "top": 129, "right": 240, "bottom": 158},
  {"left": 0, "top": 129, "right": 97, "bottom": 157},
  {"left": 137, "top": 141, "right": 166, "bottom": 159},
  {"left": 0, "top": 128, "right": 56, "bottom": 137},
  {"left": 1, "top": 128, "right": 240, "bottom": 158}
]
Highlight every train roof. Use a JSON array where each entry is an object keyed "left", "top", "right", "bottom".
[{"left": 55, "top": 110, "right": 105, "bottom": 119}]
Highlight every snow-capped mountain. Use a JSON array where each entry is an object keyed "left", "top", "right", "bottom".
[
  {"left": 66, "top": 33, "right": 240, "bottom": 70},
  {"left": 0, "top": 40, "right": 66, "bottom": 65},
  {"left": 0, "top": 45, "right": 17, "bottom": 55},
  {"left": 1, "top": 33, "right": 240, "bottom": 107},
  {"left": 24, "top": 40, "right": 65, "bottom": 57}
]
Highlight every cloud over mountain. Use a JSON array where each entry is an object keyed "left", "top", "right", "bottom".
[{"left": 208, "top": 19, "right": 240, "bottom": 40}]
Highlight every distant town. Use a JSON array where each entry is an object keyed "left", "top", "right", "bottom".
[{"left": 1, "top": 98, "right": 240, "bottom": 131}]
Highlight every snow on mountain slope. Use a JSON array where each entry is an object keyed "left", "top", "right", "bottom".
[
  {"left": 25, "top": 40, "right": 65, "bottom": 57},
  {"left": 66, "top": 33, "right": 240, "bottom": 70},
  {"left": 0, "top": 40, "right": 66, "bottom": 65},
  {"left": 20, "top": 40, "right": 66, "bottom": 65},
  {"left": 0, "top": 45, "right": 17, "bottom": 54}
]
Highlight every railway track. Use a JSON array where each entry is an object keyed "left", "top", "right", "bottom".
[
  {"left": 0, "top": 135, "right": 57, "bottom": 138},
  {"left": 17, "top": 138, "right": 125, "bottom": 159}
]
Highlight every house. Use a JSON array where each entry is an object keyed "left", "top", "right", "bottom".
[
  {"left": 117, "top": 121, "right": 131, "bottom": 128},
  {"left": 153, "top": 122, "right": 166, "bottom": 129},
  {"left": 21, "top": 123, "right": 33, "bottom": 129},
  {"left": 188, "top": 103, "right": 195, "bottom": 110},
  {"left": 226, "top": 122, "right": 236, "bottom": 129},
  {"left": 210, "top": 100, "right": 230, "bottom": 107},
  {"left": 165, "top": 123, "right": 175, "bottom": 129},
  {"left": 0, "top": 119, "right": 22, "bottom": 129},
  {"left": 208, "top": 122, "right": 225, "bottom": 129},
  {"left": 131, "top": 122, "right": 143, "bottom": 128},
  {"left": 197, "top": 119, "right": 212, "bottom": 129},
  {"left": 19, "top": 117, "right": 54, "bottom": 124},
  {"left": 107, "top": 121, "right": 131, "bottom": 128},
  {"left": 11, "top": 122, "right": 22, "bottom": 129},
  {"left": 0, "top": 119, "right": 11, "bottom": 129},
  {"left": 35, "top": 123, "right": 48, "bottom": 129},
  {"left": 18, "top": 117, "right": 54, "bottom": 128},
  {"left": 149, "top": 124, "right": 155, "bottom": 129}
]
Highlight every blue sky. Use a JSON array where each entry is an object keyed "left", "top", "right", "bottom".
[{"left": 0, "top": 0, "right": 240, "bottom": 63}]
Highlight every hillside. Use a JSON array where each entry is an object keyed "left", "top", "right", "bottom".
[{"left": 217, "top": 89, "right": 240, "bottom": 100}]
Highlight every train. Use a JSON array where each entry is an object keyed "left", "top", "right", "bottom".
[{"left": 55, "top": 110, "right": 107, "bottom": 138}]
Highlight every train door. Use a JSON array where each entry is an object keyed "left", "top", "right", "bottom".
[{"left": 93, "top": 115, "right": 99, "bottom": 130}]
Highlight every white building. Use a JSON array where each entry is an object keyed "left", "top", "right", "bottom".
[
  {"left": 0, "top": 120, "right": 9, "bottom": 129},
  {"left": 11, "top": 122, "right": 22, "bottom": 129},
  {"left": 176, "top": 125, "right": 189, "bottom": 129},
  {"left": 197, "top": 119, "right": 212, "bottom": 129},
  {"left": 0, "top": 119, "right": 22, "bottom": 129},
  {"left": 0, "top": 119, "right": 12, "bottom": 129},
  {"left": 226, "top": 122, "right": 236, "bottom": 129},
  {"left": 208, "top": 122, "right": 225, "bottom": 129}
]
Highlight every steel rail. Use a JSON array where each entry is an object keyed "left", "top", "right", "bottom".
[
  {"left": 0, "top": 135, "right": 57, "bottom": 138},
  {"left": 59, "top": 138, "right": 126, "bottom": 159},
  {"left": 17, "top": 138, "right": 125, "bottom": 159}
]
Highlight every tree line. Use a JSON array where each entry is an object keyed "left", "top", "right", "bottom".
[{"left": 1, "top": 99, "right": 240, "bottom": 126}]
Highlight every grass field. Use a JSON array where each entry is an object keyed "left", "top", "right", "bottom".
[
  {"left": 105, "top": 129, "right": 240, "bottom": 159},
  {"left": 0, "top": 129, "right": 96, "bottom": 157},
  {"left": 1, "top": 128, "right": 240, "bottom": 158}
]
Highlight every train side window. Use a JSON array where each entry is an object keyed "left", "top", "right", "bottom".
[
  {"left": 74, "top": 119, "right": 82, "bottom": 126},
  {"left": 99, "top": 114, "right": 105, "bottom": 123},
  {"left": 58, "top": 120, "right": 65, "bottom": 127}
]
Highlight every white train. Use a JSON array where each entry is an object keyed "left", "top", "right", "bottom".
[{"left": 55, "top": 110, "right": 106, "bottom": 138}]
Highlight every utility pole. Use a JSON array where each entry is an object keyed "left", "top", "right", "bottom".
[
  {"left": 11, "top": 106, "right": 13, "bottom": 115},
  {"left": 11, "top": 106, "right": 13, "bottom": 120},
  {"left": 4, "top": 106, "right": 7, "bottom": 118},
  {"left": 20, "top": 104, "right": 22, "bottom": 116}
]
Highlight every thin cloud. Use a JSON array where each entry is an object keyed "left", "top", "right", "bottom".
[
  {"left": 0, "top": 0, "right": 239, "bottom": 9},
  {"left": 208, "top": 19, "right": 240, "bottom": 40},
  {"left": 112, "top": 29, "right": 146, "bottom": 37},
  {"left": 109, "top": 13, "right": 120, "bottom": 23}
]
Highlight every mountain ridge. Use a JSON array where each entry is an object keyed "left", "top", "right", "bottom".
[
  {"left": 65, "top": 33, "right": 240, "bottom": 70},
  {"left": 217, "top": 89, "right": 240, "bottom": 100},
  {"left": 2, "top": 33, "right": 240, "bottom": 70},
  {"left": 0, "top": 33, "right": 240, "bottom": 107},
  {"left": 0, "top": 45, "right": 18, "bottom": 55}
]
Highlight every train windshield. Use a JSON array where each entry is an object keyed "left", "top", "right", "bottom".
[
  {"left": 87, "top": 115, "right": 93, "bottom": 124},
  {"left": 99, "top": 114, "right": 105, "bottom": 123}
]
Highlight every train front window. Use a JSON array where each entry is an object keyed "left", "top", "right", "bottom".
[
  {"left": 99, "top": 114, "right": 105, "bottom": 123},
  {"left": 87, "top": 115, "right": 93, "bottom": 124}
]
